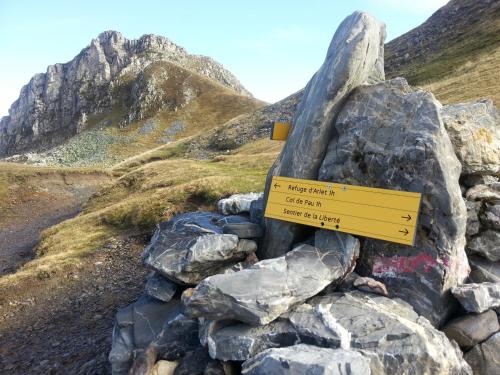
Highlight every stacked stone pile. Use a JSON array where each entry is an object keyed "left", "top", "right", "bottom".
[{"left": 109, "top": 11, "right": 499, "bottom": 375}]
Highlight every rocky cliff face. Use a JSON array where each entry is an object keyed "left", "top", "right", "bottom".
[{"left": 0, "top": 31, "right": 251, "bottom": 157}]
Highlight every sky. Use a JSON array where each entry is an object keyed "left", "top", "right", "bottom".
[{"left": 0, "top": 0, "right": 449, "bottom": 117}]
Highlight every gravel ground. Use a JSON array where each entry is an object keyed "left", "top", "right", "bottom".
[{"left": 0, "top": 235, "right": 150, "bottom": 375}]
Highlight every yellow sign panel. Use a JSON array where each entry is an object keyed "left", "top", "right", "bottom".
[
  {"left": 271, "top": 122, "right": 291, "bottom": 141},
  {"left": 265, "top": 176, "right": 422, "bottom": 246}
]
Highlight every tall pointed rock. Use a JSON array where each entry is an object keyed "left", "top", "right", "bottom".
[{"left": 260, "top": 11, "right": 386, "bottom": 259}]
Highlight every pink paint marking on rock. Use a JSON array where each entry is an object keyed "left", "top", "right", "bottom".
[{"left": 372, "top": 253, "right": 440, "bottom": 277}]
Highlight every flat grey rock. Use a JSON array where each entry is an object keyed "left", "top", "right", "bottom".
[
  {"left": 222, "top": 223, "right": 263, "bottom": 238},
  {"left": 464, "top": 332, "right": 500, "bottom": 375},
  {"left": 318, "top": 78, "right": 468, "bottom": 326},
  {"left": 184, "top": 240, "right": 358, "bottom": 325},
  {"left": 142, "top": 212, "right": 255, "bottom": 284},
  {"left": 467, "top": 230, "right": 500, "bottom": 262},
  {"left": 287, "top": 292, "right": 471, "bottom": 374},
  {"left": 441, "top": 99, "right": 500, "bottom": 176},
  {"left": 443, "top": 310, "right": 499, "bottom": 348},
  {"left": 241, "top": 344, "right": 373, "bottom": 375},
  {"left": 468, "top": 256, "right": 500, "bottom": 283},
  {"left": 218, "top": 193, "right": 263, "bottom": 215},
  {"left": 207, "top": 319, "right": 300, "bottom": 361},
  {"left": 451, "top": 282, "right": 500, "bottom": 313},
  {"left": 261, "top": 11, "right": 386, "bottom": 259},
  {"left": 145, "top": 273, "right": 177, "bottom": 302}
]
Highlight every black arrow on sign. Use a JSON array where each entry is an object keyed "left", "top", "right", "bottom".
[
  {"left": 399, "top": 228, "right": 409, "bottom": 236},
  {"left": 274, "top": 183, "right": 281, "bottom": 189},
  {"left": 401, "top": 214, "right": 412, "bottom": 221}
]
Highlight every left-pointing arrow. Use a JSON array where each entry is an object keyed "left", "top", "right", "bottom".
[
  {"left": 274, "top": 183, "right": 281, "bottom": 189},
  {"left": 399, "top": 228, "right": 409, "bottom": 236}
]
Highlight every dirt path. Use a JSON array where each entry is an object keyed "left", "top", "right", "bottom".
[
  {"left": 0, "top": 235, "right": 149, "bottom": 374},
  {"left": 0, "top": 172, "right": 108, "bottom": 275}
]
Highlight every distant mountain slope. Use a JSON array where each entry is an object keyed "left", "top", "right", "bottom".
[
  {"left": 385, "top": 0, "right": 500, "bottom": 105},
  {"left": 0, "top": 31, "right": 254, "bottom": 157}
]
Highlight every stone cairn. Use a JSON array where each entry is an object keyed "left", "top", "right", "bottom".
[{"left": 109, "top": 11, "right": 499, "bottom": 375}]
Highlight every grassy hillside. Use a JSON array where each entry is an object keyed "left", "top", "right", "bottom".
[
  {"left": 385, "top": 0, "right": 500, "bottom": 105},
  {"left": 0, "top": 139, "right": 283, "bottom": 289}
]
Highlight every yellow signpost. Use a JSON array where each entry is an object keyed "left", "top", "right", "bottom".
[
  {"left": 265, "top": 176, "right": 421, "bottom": 246},
  {"left": 270, "top": 122, "right": 291, "bottom": 141}
]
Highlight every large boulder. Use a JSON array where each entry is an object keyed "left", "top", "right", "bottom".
[
  {"left": 241, "top": 344, "right": 374, "bottom": 375},
  {"left": 287, "top": 292, "right": 471, "bottom": 374},
  {"left": 142, "top": 212, "right": 257, "bottom": 284},
  {"left": 184, "top": 236, "right": 359, "bottom": 325},
  {"left": 464, "top": 332, "right": 500, "bottom": 375},
  {"left": 451, "top": 282, "right": 500, "bottom": 313},
  {"left": 441, "top": 99, "right": 500, "bottom": 176},
  {"left": 318, "top": 78, "right": 468, "bottom": 325},
  {"left": 261, "top": 11, "right": 386, "bottom": 259}
]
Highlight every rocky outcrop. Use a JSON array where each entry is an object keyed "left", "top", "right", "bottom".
[
  {"left": 261, "top": 11, "right": 386, "bottom": 259},
  {"left": 0, "top": 31, "right": 250, "bottom": 157},
  {"left": 318, "top": 78, "right": 468, "bottom": 325}
]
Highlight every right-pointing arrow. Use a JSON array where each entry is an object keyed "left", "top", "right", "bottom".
[
  {"left": 401, "top": 214, "right": 412, "bottom": 221},
  {"left": 399, "top": 228, "right": 409, "bottom": 236}
]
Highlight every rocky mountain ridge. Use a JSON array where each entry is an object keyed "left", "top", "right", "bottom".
[
  {"left": 0, "top": 31, "right": 251, "bottom": 157},
  {"left": 385, "top": 0, "right": 500, "bottom": 104}
]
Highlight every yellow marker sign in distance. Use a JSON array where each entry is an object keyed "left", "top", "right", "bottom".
[
  {"left": 270, "top": 122, "right": 291, "bottom": 141},
  {"left": 265, "top": 176, "right": 422, "bottom": 246}
]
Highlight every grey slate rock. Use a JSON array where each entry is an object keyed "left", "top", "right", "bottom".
[
  {"left": 441, "top": 99, "right": 500, "bottom": 176},
  {"left": 184, "top": 240, "right": 358, "bottom": 325},
  {"left": 451, "top": 282, "right": 500, "bottom": 313},
  {"left": 249, "top": 197, "right": 264, "bottom": 227},
  {"left": 464, "top": 332, "right": 500, "bottom": 375},
  {"left": 261, "top": 11, "right": 386, "bottom": 259},
  {"left": 467, "top": 230, "right": 500, "bottom": 262},
  {"left": 287, "top": 292, "right": 471, "bottom": 374},
  {"left": 468, "top": 256, "right": 500, "bottom": 283},
  {"left": 480, "top": 203, "right": 500, "bottom": 230},
  {"left": 217, "top": 193, "right": 263, "bottom": 215},
  {"left": 443, "top": 310, "right": 499, "bottom": 348},
  {"left": 318, "top": 78, "right": 469, "bottom": 326},
  {"left": 109, "top": 297, "right": 182, "bottom": 374},
  {"left": 222, "top": 223, "right": 263, "bottom": 238},
  {"left": 145, "top": 273, "right": 177, "bottom": 302},
  {"left": 132, "top": 296, "right": 182, "bottom": 349},
  {"left": 241, "top": 344, "right": 373, "bottom": 375},
  {"left": 207, "top": 319, "right": 300, "bottom": 361},
  {"left": 466, "top": 200, "right": 481, "bottom": 237},
  {"left": 143, "top": 212, "right": 255, "bottom": 284}
]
